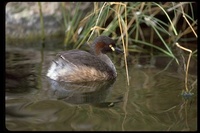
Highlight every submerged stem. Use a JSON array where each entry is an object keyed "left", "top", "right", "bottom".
[{"left": 175, "top": 42, "right": 192, "bottom": 92}]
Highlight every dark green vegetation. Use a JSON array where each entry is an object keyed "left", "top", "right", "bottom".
[{"left": 59, "top": 2, "right": 197, "bottom": 57}]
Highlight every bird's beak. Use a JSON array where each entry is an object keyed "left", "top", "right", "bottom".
[{"left": 114, "top": 47, "right": 124, "bottom": 54}]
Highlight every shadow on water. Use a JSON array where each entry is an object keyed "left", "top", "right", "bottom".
[{"left": 5, "top": 46, "right": 197, "bottom": 131}]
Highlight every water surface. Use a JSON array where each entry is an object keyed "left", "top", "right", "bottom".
[{"left": 5, "top": 46, "right": 197, "bottom": 131}]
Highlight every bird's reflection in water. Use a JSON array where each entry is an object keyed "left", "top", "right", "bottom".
[{"left": 46, "top": 78, "right": 123, "bottom": 108}]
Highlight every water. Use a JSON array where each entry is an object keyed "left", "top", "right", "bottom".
[{"left": 5, "top": 46, "right": 197, "bottom": 131}]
